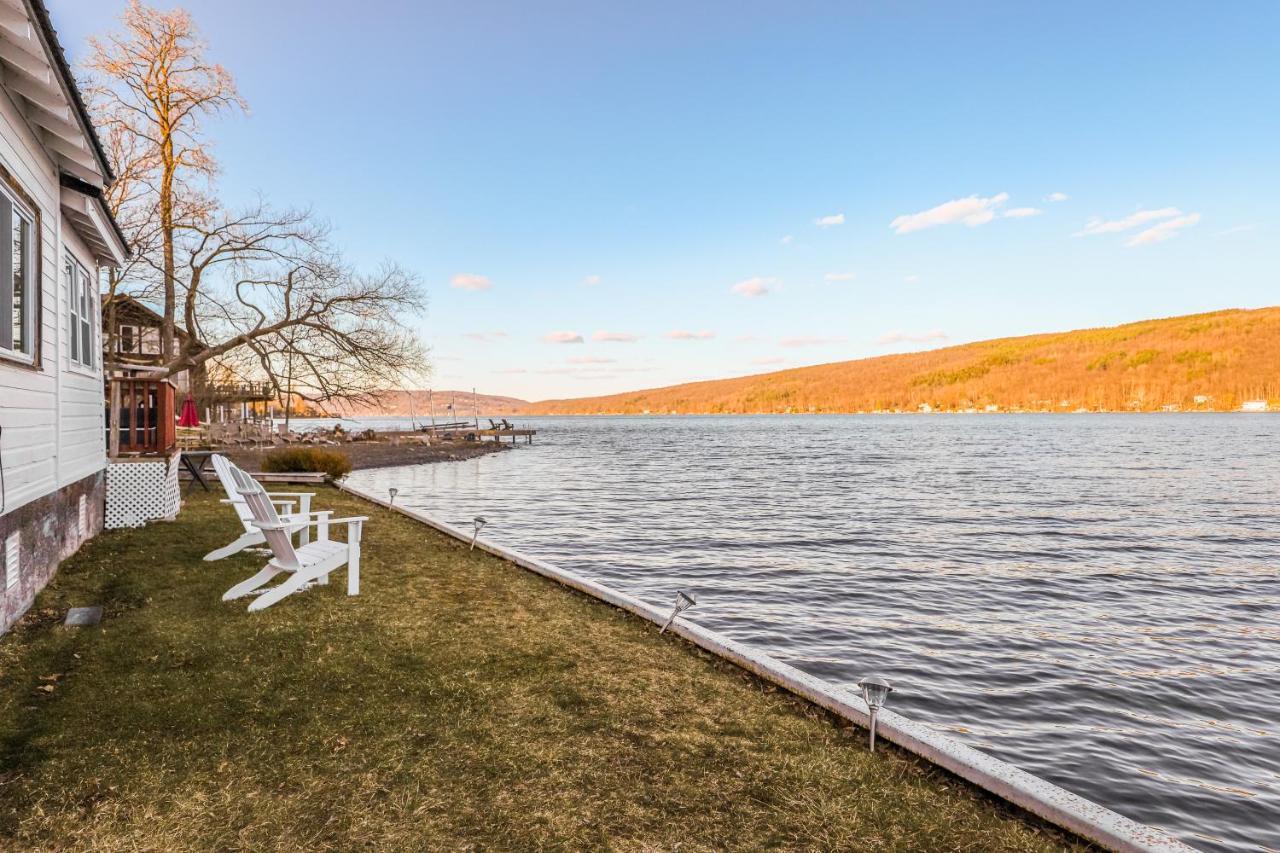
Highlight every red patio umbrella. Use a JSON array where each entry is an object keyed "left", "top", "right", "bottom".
[{"left": 177, "top": 394, "right": 201, "bottom": 427}]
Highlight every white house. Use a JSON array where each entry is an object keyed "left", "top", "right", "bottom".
[{"left": 0, "top": 0, "right": 129, "bottom": 634}]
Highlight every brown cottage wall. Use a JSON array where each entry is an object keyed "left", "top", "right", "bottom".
[{"left": 0, "top": 472, "right": 104, "bottom": 635}]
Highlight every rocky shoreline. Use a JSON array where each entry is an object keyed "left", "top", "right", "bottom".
[{"left": 226, "top": 437, "right": 509, "bottom": 473}]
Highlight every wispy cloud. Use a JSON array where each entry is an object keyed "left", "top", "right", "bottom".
[
  {"left": 464, "top": 331, "right": 508, "bottom": 342},
  {"left": 1216, "top": 223, "right": 1256, "bottom": 237},
  {"left": 824, "top": 271, "right": 856, "bottom": 282},
  {"left": 1046, "top": 192, "right": 1069, "bottom": 203},
  {"left": 1125, "top": 213, "right": 1200, "bottom": 247},
  {"left": 891, "top": 193, "right": 1008, "bottom": 234},
  {"left": 1074, "top": 207, "right": 1181, "bottom": 236},
  {"left": 583, "top": 274, "right": 601, "bottom": 286},
  {"left": 752, "top": 356, "right": 786, "bottom": 365},
  {"left": 731, "top": 277, "right": 775, "bottom": 297},
  {"left": 904, "top": 274, "right": 920, "bottom": 284},
  {"left": 665, "top": 330, "right": 715, "bottom": 340},
  {"left": 779, "top": 234, "right": 794, "bottom": 245},
  {"left": 780, "top": 336, "right": 846, "bottom": 347},
  {"left": 1003, "top": 207, "right": 1043, "bottom": 218},
  {"left": 451, "top": 273, "right": 492, "bottom": 291},
  {"left": 568, "top": 356, "right": 616, "bottom": 364},
  {"left": 815, "top": 213, "right": 845, "bottom": 228},
  {"left": 877, "top": 329, "right": 948, "bottom": 346},
  {"left": 544, "top": 331, "right": 584, "bottom": 344},
  {"left": 592, "top": 330, "right": 639, "bottom": 342}
]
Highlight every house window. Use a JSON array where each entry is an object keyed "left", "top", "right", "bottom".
[
  {"left": 66, "top": 256, "right": 96, "bottom": 369},
  {"left": 117, "top": 323, "right": 137, "bottom": 354},
  {"left": 0, "top": 187, "right": 34, "bottom": 360}
]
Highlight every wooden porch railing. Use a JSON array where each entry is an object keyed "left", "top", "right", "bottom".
[{"left": 106, "top": 377, "right": 176, "bottom": 456}]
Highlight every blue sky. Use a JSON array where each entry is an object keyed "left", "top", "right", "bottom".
[{"left": 53, "top": 1, "right": 1280, "bottom": 400}]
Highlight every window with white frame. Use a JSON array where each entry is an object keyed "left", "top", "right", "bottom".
[
  {"left": 0, "top": 185, "right": 34, "bottom": 360},
  {"left": 66, "top": 255, "right": 96, "bottom": 369}
]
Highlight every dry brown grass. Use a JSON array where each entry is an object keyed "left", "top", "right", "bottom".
[{"left": 0, "top": 488, "right": 1086, "bottom": 851}]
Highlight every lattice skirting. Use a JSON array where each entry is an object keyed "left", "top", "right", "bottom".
[{"left": 105, "top": 453, "right": 182, "bottom": 529}]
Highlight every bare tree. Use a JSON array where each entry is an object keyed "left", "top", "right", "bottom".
[
  {"left": 87, "top": 0, "right": 244, "bottom": 361},
  {"left": 169, "top": 202, "right": 428, "bottom": 406},
  {"left": 85, "top": 2, "right": 429, "bottom": 418}
]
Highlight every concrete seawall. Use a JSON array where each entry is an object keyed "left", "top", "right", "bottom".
[{"left": 338, "top": 480, "right": 1195, "bottom": 853}]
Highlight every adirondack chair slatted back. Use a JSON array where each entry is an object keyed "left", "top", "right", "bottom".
[
  {"left": 211, "top": 454, "right": 258, "bottom": 533},
  {"left": 229, "top": 467, "right": 303, "bottom": 571}
]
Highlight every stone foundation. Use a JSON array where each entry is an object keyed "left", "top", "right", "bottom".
[{"left": 0, "top": 470, "right": 105, "bottom": 635}]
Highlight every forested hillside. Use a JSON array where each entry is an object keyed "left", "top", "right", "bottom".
[{"left": 527, "top": 308, "right": 1280, "bottom": 414}]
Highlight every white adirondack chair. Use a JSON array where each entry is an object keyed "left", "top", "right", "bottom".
[
  {"left": 204, "top": 454, "right": 314, "bottom": 561},
  {"left": 222, "top": 466, "right": 367, "bottom": 612}
]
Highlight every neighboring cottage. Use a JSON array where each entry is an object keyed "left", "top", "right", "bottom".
[
  {"left": 101, "top": 292, "right": 274, "bottom": 427},
  {"left": 103, "top": 292, "right": 207, "bottom": 398},
  {"left": 0, "top": 0, "right": 130, "bottom": 634}
]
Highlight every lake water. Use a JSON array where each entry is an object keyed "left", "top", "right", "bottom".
[{"left": 343, "top": 414, "right": 1280, "bottom": 851}]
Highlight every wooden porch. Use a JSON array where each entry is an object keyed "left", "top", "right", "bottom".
[{"left": 105, "top": 376, "right": 177, "bottom": 457}]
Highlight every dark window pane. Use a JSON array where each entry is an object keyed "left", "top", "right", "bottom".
[
  {"left": 67, "top": 260, "right": 79, "bottom": 363},
  {"left": 12, "top": 216, "right": 24, "bottom": 354},
  {"left": 81, "top": 271, "right": 92, "bottom": 366}
]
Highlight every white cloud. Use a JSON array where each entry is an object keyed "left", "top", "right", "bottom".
[
  {"left": 1216, "top": 224, "right": 1256, "bottom": 237},
  {"left": 780, "top": 336, "right": 846, "bottom": 347},
  {"left": 752, "top": 357, "right": 786, "bottom": 365},
  {"left": 1004, "top": 207, "right": 1043, "bottom": 218},
  {"left": 877, "top": 329, "right": 948, "bottom": 346},
  {"left": 815, "top": 213, "right": 845, "bottom": 228},
  {"left": 731, "top": 277, "right": 775, "bottom": 297},
  {"left": 544, "top": 331, "right": 584, "bottom": 344},
  {"left": 464, "top": 331, "right": 508, "bottom": 342},
  {"left": 1125, "top": 213, "right": 1200, "bottom": 247},
  {"left": 824, "top": 272, "right": 857, "bottom": 282},
  {"left": 1075, "top": 207, "right": 1181, "bottom": 236},
  {"left": 568, "top": 356, "right": 616, "bottom": 364},
  {"left": 1046, "top": 192, "right": 1069, "bottom": 202},
  {"left": 592, "top": 330, "right": 639, "bottom": 342},
  {"left": 890, "top": 193, "right": 1009, "bottom": 234},
  {"left": 903, "top": 274, "right": 920, "bottom": 284},
  {"left": 665, "top": 330, "right": 715, "bottom": 340},
  {"left": 583, "top": 274, "right": 601, "bottom": 286},
  {"left": 779, "top": 234, "right": 794, "bottom": 245},
  {"left": 451, "top": 273, "right": 492, "bottom": 291}
]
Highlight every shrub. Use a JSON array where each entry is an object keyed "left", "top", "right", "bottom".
[{"left": 260, "top": 447, "right": 352, "bottom": 480}]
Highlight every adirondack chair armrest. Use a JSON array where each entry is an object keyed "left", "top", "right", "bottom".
[
  {"left": 324, "top": 516, "right": 369, "bottom": 525},
  {"left": 220, "top": 497, "right": 297, "bottom": 512},
  {"left": 247, "top": 519, "right": 297, "bottom": 532},
  {"left": 264, "top": 491, "right": 316, "bottom": 498}
]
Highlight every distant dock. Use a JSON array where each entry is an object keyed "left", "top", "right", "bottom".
[{"left": 418, "top": 421, "right": 536, "bottom": 444}]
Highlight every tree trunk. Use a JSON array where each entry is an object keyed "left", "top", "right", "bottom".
[{"left": 159, "top": 132, "right": 176, "bottom": 361}]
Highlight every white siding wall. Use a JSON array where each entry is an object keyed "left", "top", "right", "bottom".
[
  {"left": 0, "top": 88, "right": 105, "bottom": 519},
  {"left": 59, "top": 226, "right": 104, "bottom": 486}
]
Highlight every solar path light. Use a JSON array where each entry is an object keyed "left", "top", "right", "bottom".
[
  {"left": 659, "top": 591, "right": 697, "bottom": 634},
  {"left": 857, "top": 676, "right": 894, "bottom": 752},
  {"left": 388, "top": 487, "right": 399, "bottom": 507},
  {"left": 470, "top": 516, "right": 488, "bottom": 550}
]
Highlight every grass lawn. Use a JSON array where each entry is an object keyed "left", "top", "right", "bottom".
[{"left": 0, "top": 487, "right": 1085, "bottom": 851}]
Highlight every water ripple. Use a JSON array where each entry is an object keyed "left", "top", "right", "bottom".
[{"left": 347, "top": 414, "right": 1280, "bottom": 852}]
